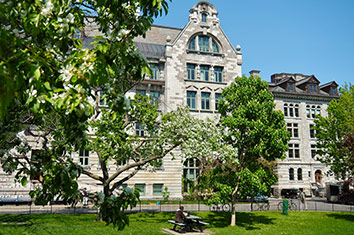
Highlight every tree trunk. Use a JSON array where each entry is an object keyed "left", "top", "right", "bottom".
[{"left": 230, "top": 201, "right": 236, "bottom": 226}]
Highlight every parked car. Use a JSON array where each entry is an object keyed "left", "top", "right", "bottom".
[{"left": 281, "top": 189, "right": 298, "bottom": 199}]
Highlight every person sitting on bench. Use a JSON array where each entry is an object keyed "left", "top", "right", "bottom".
[{"left": 175, "top": 206, "right": 187, "bottom": 223}]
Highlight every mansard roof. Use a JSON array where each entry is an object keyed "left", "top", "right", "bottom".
[
  {"left": 320, "top": 81, "right": 338, "bottom": 88},
  {"left": 134, "top": 25, "right": 182, "bottom": 46},
  {"left": 134, "top": 42, "right": 166, "bottom": 59},
  {"left": 269, "top": 72, "right": 338, "bottom": 101}
]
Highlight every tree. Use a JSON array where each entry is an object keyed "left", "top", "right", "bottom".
[
  {"left": 0, "top": 0, "right": 172, "bottom": 230},
  {"left": 314, "top": 84, "right": 354, "bottom": 179},
  {"left": 198, "top": 75, "right": 289, "bottom": 226}
]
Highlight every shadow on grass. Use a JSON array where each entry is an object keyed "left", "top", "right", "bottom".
[
  {"left": 326, "top": 213, "right": 354, "bottom": 222},
  {"left": 129, "top": 212, "right": 175, "bottom": 224},
  {"left": 204, "top": 212, "right": 275, "bottom": 230},
  {"left": 0, "top": 214, "right": 34, "bottom": 227}
]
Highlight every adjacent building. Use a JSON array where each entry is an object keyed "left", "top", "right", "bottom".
[{"left": 268, "top": 72, "right": 338, "bottom": 197}]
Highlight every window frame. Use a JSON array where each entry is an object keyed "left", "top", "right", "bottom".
[
  {"left": 214, "top": 66, "right": 223, "bottom": 82},
  {"left": 215, "top": 93, "right": 222, "bottom": 110},
  {"left": 149, "top": 64, "right": 159, "bottom": 80},
  {"left": 187, "top": 64, "right": 196, "bottom": 80},
  {"left": 201, "top": 92, "right": 210, "bottom": 110},
  {"left": 200, "top": 65, "right": 210, "bottom": 81},
  {"left": 187, "top": 91, "right": 196, "bottom": 109},
  {"left": 289, "top": 168, "right": 294, "bottom": 181},
  {"left": 79, "top": 149, "right": 89, "bottom": 166},
  {"left": 153, "top": 184, "right": 163, "bottom": 196},
  {"left": 135, "top": 184, "right": 146, "bottom": 196}
]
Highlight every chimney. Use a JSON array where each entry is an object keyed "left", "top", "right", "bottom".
[{"left": 249, "top": 70, "right": 260, "bottom": 77}]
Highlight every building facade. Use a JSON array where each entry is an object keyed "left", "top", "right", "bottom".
[{"left": 267, "top": 72, "right": 338, "bottom": 197}]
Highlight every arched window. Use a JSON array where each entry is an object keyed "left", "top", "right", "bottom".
[
  {"left": 212, "top": 40, "right": 219, "bottom": 53},
  {"left": 201, "top": 13, "right": 207, "bottom": 23},
  {"left": 297, "top": 168, "right": 303, "bottom": 180},
  {"left": 188, "top": 37, "right": 196, "bottom": 50},
  {"left": 289, "top": 168, "right": 294, "bottom": 180},
  {"left": 188, "top": 35, "right": 221, "bottom": 53}
]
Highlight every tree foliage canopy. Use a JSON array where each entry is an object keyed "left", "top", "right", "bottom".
[
  {"left": 315, "top": 84, "right": 354, "bottom": 179},
  {"left": 198, "top": 75, "right": 289, "bottom": 226}
]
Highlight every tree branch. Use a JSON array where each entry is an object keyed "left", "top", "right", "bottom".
[
  {"left": 105, "top": 142, "right": 181, "bottom": 186},
  {"left": 82, "top": 169, "right": 104, "bottom": 182},
  {"left": 110, "top": 166, "right": 141, "bottom": 193}
]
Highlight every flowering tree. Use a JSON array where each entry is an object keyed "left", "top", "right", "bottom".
[{"left": 0, "top": 0, "right": 172, "bottom": 230}]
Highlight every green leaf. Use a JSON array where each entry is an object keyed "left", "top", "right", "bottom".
[
  {"left": 44, "top": 81, "right": 51, "bottom": 90},
  {"left": 34, "top": 66, "right": 41, "bottom": 80},
  {"left": 21, "top": 177, "right": 28, "bottom": 186}
]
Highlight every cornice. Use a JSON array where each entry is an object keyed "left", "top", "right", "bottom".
[{"left": 272, "top": 91, "right": 337, "bottom": 102}]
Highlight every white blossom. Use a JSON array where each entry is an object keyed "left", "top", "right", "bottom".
[{"left": 41, "top": 0, "right": 54, "bottom": 16}]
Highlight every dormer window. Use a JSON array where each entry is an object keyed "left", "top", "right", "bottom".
[
  {"left": 201, "top": 13, "right": 207, "bottom": 23},
  {"left": 331, "top": 87, "right": 337, "bottom": 95},
  {"left": 309, "top": 84, "right": 317, "bottom": 93},
  {"left": 288, "top": 83, "right": 294, "bottom": 92}
]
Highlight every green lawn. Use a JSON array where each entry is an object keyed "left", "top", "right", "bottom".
[{"left": 0, "top": 211, "right": 353, "bottom": 235}]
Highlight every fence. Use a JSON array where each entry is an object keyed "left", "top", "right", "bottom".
[{"left": 0, "top": 199, "right": 353, "bottom": 215}]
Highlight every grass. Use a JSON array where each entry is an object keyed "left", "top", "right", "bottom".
[{"left": 0, "top": 211, "right": 353, "bottom": 235}]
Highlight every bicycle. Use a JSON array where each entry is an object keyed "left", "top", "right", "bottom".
[
  {"left": 209, "top": 203, "right": 231, "bottom": 212},
  {"left": 278, "top": 199, "right": 297, "bottom": 210},
  {"left": 251, "top": 200, "right": 270, "bottom": 211}
]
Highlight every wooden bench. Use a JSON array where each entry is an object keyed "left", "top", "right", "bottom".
[{"left": 168, "top": 220, "right": 186, "bottom": 231}]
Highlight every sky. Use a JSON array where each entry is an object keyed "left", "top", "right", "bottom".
[{"left": 153, "top": 0, "right": 354, "bottom": 86}]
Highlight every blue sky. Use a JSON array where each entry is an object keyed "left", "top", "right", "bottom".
[{"left": 154, "top": 0, "right": 354, "bottom": 86}]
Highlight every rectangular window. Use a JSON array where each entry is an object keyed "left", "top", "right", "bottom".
[
  {"left": 149, "top": 91, "right": 159, "bottom": 105},
  {"left": 153, "top": 184, "right": 163, "bottom": 196},
  {"left": 187, "top": 91, "right": 196, "bottom": 109},
  {"left": 135, "top": 184, "right": 146, "bottom": 196},
  {"left": 136, "top": 123, "right": 145, "bottom": 137},
  {"left": 309, "top": 124, "right": 317, "bottom": 138},
  {"left": 332, "top": 87, "right": 337, "bottom": 95},
  {"left": 79, "top": 149, "right": 89, "bottom": 166},
  {"left": 201, "top": 13, "right": 207, "bottom": 23},
  {"left": 288, "top": 144, "right": 300, "bottom": 158},
  {"left": 201, "top": 92, "right": 210, "bottom": 110},
  {"left": 309, "top": 84, "right": 317, "bottom": 93},
  {"left": 187, "top": 64, "right": 195, "bottom": 80},
  {"left": 311, "top": 144, "right": 317, "bottom": 159},
  {"left": 214, "top": 67, "right": 223, "bottom": 82},
  {"left": 287, "top": 123, "right": 299, "bottom": 138},
  {"left": 150, "top": 64, "right": 159, "bottom": 80},
  {"left": 200, "top": 65, "right": 209, "bottom": 81},
  {"left": 215, "top": 93, "right": 222, "bottom": 110},
  {"left": 288, "top": 83, "right": 294, "bottom": 91},
  {"left": 136, "top": 90, "right": 146, "bottom": 96},
  {"left": 198, "top": 36, "right": 209, "bottom": 52}
]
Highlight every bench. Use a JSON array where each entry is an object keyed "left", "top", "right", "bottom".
[
  {"left": 168, "top": 220, "right": 185, "bottom": 231},
  {"left": 191, "top": 220, "right": 209, "bottom": 232}
]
